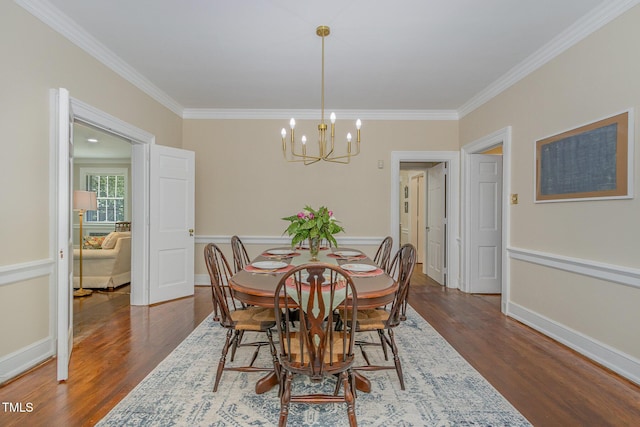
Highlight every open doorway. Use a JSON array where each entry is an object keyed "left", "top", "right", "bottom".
[
  {"left": 72, "top": 121, "right": 132, "bottom": 338},
  {"left": 399, "top": 163, "right": 447, "bottom": 285},
  {"left": 391, "top": 151, "right": 460, "bottom": 290}
]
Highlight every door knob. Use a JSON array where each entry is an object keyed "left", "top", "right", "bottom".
[{"left": 189, "top": 229, "right": 194, "bottom": 236}]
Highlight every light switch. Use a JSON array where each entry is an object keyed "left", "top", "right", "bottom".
[
  {"left": 511, "top": 194, "right": 518, "bottom": 204},
  {"left": 378, "top": 160, "right": 384, "bottom": 169}
]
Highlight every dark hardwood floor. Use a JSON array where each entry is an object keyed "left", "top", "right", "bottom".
[{"left": 1, "top": 272, "right": 639, "bottom": 426}]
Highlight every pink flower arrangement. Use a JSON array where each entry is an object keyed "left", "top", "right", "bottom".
[{"left": 282, "top": 205, "right": 344, "bottom": 248}]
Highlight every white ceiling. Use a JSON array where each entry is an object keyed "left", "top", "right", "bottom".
[
  {"left": 74, "top": 121, "right": 132, "bottom": 159},
  {"left": 24, "top": 0, "right": 632, "bottom": 117}
]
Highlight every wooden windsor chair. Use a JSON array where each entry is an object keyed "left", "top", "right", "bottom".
[
  {"left": 204, "top": 243, "right": 278, "bottom": 392},
  {"left": 343, "top": 243, "right": 416, "bottom": 390},
  {"left": 274, "top": 263, "right": 359, "bottom": 427}
]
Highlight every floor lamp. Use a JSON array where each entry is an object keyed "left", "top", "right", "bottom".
[{"left": 74, "top": 190, "right": 97, "bottom": 297}]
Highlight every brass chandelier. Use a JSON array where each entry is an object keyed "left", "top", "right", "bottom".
[{"left": 281, "top": 25, "right": 361, "bottom": 164}]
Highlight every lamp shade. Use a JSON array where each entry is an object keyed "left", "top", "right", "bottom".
[{"left": 73, "top": 190, "right": 97, "bottom": 211}]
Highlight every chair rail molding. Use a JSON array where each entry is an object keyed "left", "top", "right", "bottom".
[
  {"left": 0, "top": 258, "right": 54, "bottom": 287},
  {"left": 507, "top": 246, "right": 640, "bottom": 289},
  {"left": 194, "top": 235, "right": 386, "bottom": 247},
  {"left": 0, "top": 259, "right": 55, "bottom": 384}
]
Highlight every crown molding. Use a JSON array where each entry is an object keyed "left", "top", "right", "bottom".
[
  {"left": 15, "top": 0, "right": 184, "bottom": 117},
  {"left": 182, "top": 108, "right": 459, "bottom": 121},
  {"left": 458, "top": 0, "right": 640, "bottom": 118},
  {"left": 17, "top": 0, "right": 639, "bottom": 121}
]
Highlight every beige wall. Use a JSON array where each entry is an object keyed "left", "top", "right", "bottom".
[
  {"left": 0, "top": 2, "right": 182, "bottom": 359},
  {"left": 184, "top": 119, "right": 458, "bottom": 276},
  {"left": 4, "top": 0, "right": 639, "bottom": 382},
  {"left": 460, "top": 6, "right": 640, "bottom": 359}
]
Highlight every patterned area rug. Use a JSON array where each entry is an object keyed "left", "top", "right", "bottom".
[{"left": 97, "top": 306, "right": 531, "bottom": 426}]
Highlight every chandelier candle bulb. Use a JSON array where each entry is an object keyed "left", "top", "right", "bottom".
[{"left": 281, "top": 128, "right": 287, "bottom": 155}]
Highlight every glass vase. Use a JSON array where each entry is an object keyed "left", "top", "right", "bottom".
[{"left": 309, "top": 237, "right": 320, "bottom": 261}]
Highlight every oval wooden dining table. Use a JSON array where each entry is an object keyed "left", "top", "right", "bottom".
[{"left": 229, "top": 246, "right": 398, "bottom": 394}]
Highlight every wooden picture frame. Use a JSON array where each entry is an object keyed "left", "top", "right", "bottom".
[{"left": 535, "top": 111, "right": 633, "bottom": 202}]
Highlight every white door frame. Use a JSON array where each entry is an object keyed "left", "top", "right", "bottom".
[
  {"left": 461, "top": 127, "right": 511, "bottom": 313},
  {"left": 60, "top": 96, "right": 155, "bottom": 308},
  {"left": 53, "top": 88, "right": 73, "bottom": 381},
  {"left": 391, "top": 151, "right": 460, "bottom": 289}
]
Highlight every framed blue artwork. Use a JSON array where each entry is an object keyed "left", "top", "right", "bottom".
[{"left": 535, "top": 110, "right": 633, "bottom": 202}]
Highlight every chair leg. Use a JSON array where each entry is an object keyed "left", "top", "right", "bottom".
[
  {"left": 278, "top": 371, "right": 293, "bottom": 427},
  {"left": 212, "top": 300, "right": 220, "bottom": 322},
  {"left": 377, "top": 329, "right": 389, "bottom": 361},
  {"left": 266, "top": 328, "right": 281, "bottom": 383},
  {"left": 213, "top": 329, "right": 234, "bottom": 392},
  {"left": 230, "top": 330, "right": 244, "bottom": 361},
  {"left": 342, "top": 371, "right": 357, "bottom": 427},
  {"left": 387, "top": 329, "right": 405, "bottom": 390}
]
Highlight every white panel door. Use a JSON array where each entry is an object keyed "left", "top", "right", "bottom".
[
  {"left": 149, "top": 145, "right": 195, "bottom": 304},
  {"left": 56, "top": 88, "right": 73, "bottom": 381},
  {"left": 427, "top": 163, "right": 445, "bottom": 284},
  {"left": 469, "top": 154, "right": 503, "bottom": 294},
  {"left": 409, "top": 174, "right": 425, "bottom": 263}
]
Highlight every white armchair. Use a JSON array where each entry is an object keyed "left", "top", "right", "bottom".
[{"left": 74, "top": 232, "right": 131, "bottom": 290}]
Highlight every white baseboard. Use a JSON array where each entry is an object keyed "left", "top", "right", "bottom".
[
  {"left": 506, "top": 247, "right": 640, "bottom": 385},
  {"left": 508, "top": 302, "right": 640, "bottom": 386},
  {"left": 0, "top": 337, "right": 54, "bottom": 385},
  {"left": 195, "top": 274, "right": 209, "bottom": 286}
]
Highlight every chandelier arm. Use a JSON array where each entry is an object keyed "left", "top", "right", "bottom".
[
  {"left": 323, "top": 139, "right": 360, "bottom": 161},
  {"left": 324, "top": 156, "right": 352, "bottom": 164},
  {"left": 289, "top": 149, "right": 322, "bottom": 161}
]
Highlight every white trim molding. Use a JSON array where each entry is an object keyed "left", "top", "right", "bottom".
[
  {"left": 508, "top": 247, "right": 640, "bottom": 289},
  {"left": 183, "top": 109, "right": 459, "bottom": 121},
  {"left": 195, "top": 235, "right": 386, "bottom": 247},
  {"left": 458, "top": 0, "right": 640, "bottom": 117},
  {"left": 0, "top": 259, "right": 55, "bottom": 384},
  {"left": 17, "top": 0, "right": 640, "bottom": 119},
  {"left": 509, "top": 302, "right": 640, "bottom": 386},
  {"left": 0, "top": 337, "right": 54, "bottom": 385},
  {"left": 16, "top": 0, "right": 184, "bottom": 117},
  {"left": 0, "top": 259, "right": 54, "bottom": 287},
  {"left": 193, "top": 235, "right": 389, "bottom": 286},
  {"left": 507, "top": 246, "right": 640, "bottom": 385},
  {"left": 461, "top": 127, "right": 512, "bottom": 312},
  {"left": 391, "top": 151, "right": 460, "bottom": 289}
]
